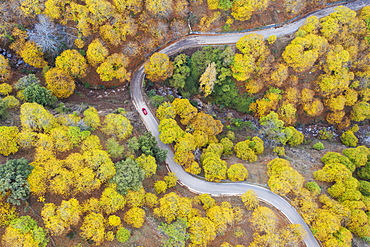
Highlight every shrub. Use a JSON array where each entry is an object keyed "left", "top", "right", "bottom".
[
  {"left": 340, "top": 130, "right": 358, "bottom": 147},
  {"left": 305, "top": 181, "right": 321, "bottom": 195},
  {"left": 16, "top": 76, "right": 38, "bottom": 92},
  {"left": 2, "top": 96, "right": 20, "bottom": 109},
  {"left": 273, "top": 146, "right": 285, "bottom": 156},
  {"left": 312, "top": 142, "right": 325, "bottom": 151},
  {"left": 116, "top": 227, "right": 130, "bottom": 243}
]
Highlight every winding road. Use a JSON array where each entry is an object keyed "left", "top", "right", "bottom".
[{"left": 130, "top": 1, "right": 370, "bottom": 246}]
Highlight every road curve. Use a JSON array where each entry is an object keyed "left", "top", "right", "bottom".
[{"left": 130, "top": 1, "right": 370, "bottom": 246}]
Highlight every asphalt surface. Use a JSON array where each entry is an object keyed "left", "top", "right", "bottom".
[{"left": 130, "top": 1, "right": 370, "bottom": 246}]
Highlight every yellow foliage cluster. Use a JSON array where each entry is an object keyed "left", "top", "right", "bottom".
[
  {"left": 199, "top": 12, "right": 221, "bottom": 32},
  {"left": 17, "top": 41, "right": 48, "bottom": 69},
  {"left": 55, "top": 49, "right": 88, "bottom": 78},
  {"left": 0, "top": 55, "right": 11, "bottom": 82},
  {"left": 144, "top": 52, "right": 173, "bottom": 82},
  {"left": 231, "top": 0, "right": 269, "bottom": 21},
  {"left": 45, "top": 68, "right": 75, "bottom": 99},
  {"left": 234, "top": 137, "right": 264, "bottom": 162},
  {"left": 0, "top": 83, "right": 12, "bottom": 95},
  {"left": 86, "top": 38, "right": 109, "bottom": 67},
  {"left": 97, "top": 53, "right": 131, "bottom": 82}
]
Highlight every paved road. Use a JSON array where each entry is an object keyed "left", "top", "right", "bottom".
[{"left": 130, "top": 1, "right": 370, "bottom": 246}]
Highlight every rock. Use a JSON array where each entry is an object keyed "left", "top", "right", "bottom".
[{"left": 6, "top": 53, "right": 11, "bottom": 58}]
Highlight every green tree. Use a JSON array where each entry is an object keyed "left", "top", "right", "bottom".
[
  {"left": 158, "top": 217, "right": 189, "bottom": 247},
  {"left": 105, "top": 138, "right": 125, "bottom": 159},
  {"left": 110, "top": 158, "right": 145, "bottom": 195},
  {"left": 0, "top": 158, "right": 33, "bottom": 205},
  {"left": 23, "top": 83, "right": 57, "bottom": 107},
  {"left": 169, "top": 54, "right": 190, "bottom": 89},
  {"left": 116, "top": 227, "right": 130, "bottom": 243},
  {"left": 15, "top": 74, "right": 40, "bottom": 90}
]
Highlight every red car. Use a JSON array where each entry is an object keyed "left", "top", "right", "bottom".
[{"left": 142, "top": 108, "right": 148, "bottom": 115}]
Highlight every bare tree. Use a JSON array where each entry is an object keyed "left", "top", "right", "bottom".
[{"left": 27, "top": 15, "right": 76, "bottom": 56}]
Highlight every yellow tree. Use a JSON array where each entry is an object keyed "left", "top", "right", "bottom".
[
  {"left": 0, "top": 126, "right": 19, "bottom": 156},
  {"left": 17, "top": 41, "right": 48, "bottom": 68},
  {"left": 231, "top": 53, "right": 255, "bottom": 81},
  {"left": 267, "top": 158, "right": 304, "bottom": 196},
  {"left": 199, "top": 62, "right": 217, "bottom": 97},
  {"left": 158, "top": 118, "right": 184, "bottom": 144},
  {"left": 190, "top": 112, "right": 223, "bottom": 137},
  {"left": 231, "top": 0, "right": 269, "bottom": 21},
  {"left": 96, "top": 53, "right": 131, "bottom": 82},
  {"left": 99, "top": 185, "right": 126, "bottom": 214},
  {"left": 172, "top": 98, "right": 197, "bottom": 125},
  {"left": 0, "top": 55, "right": 11, "bottom": 82},
  {"left": 250, "top": 206, "right": 277, "bottom": 233},
  {"left": 188, "top": 216, "right": 216, "bottom": 246},
  {"left": 206, "top": 203, "right": 235, "bottom": 234},
  {"left": 80, "top": 212, "right": 107, "bottom": 245},
  {"left": 101, "top": 113, "right": 133, "bottom": 140},
  {"left": 83, "top": 106, "right": 101, "bottom": 129},
  {"left": 99, "top": 16, "right": 137, "bottom": 46},
  {"left": 45, "top": 68, "right": 75, "bottom": 98},
  {"left": 86, "top": 38, "right": 109, "bottom": 67},
  {"left": 241, "top": 190, "right": 259, "bottom": 210},
  {"left": 145, "top": 0, "right": 173, "bottom": 16},
  {"left": 156, "top": 102, "right": 176, "bottom": 121},
  {"left": 227, "top": 163, "right": 248, "bottom": 181},
  {"left": 234, "top": 140, "right": 258, "bottom": 162},
  {"left": 136, "top": 154, "right": 157, "bottom": 178},
  {"left": 2, "top": 216, "right": 49, "bottom": 247},
  {"left": 144, "top": 53, "right": 173, "bottom": 82},
  {"left": 55, "top": 49, "right": 88, "bottom": 78},
  {"left": 41, "top": 198, "right": 82, "bottom": 236},
  {"left": 113, "top": 0, "right": 143, "bottom": 14},
  {"left": 124, "top": 207, "right": 145, "bottom": 228},
  {"left": 20, "top": 103, "right": 58, "bottom": 132},
  {"left": 282, "top": 34, "right": 328, "bottom": 72},
  {"left": 202, "top": 154, "right": 228, "bottom": 182}
]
